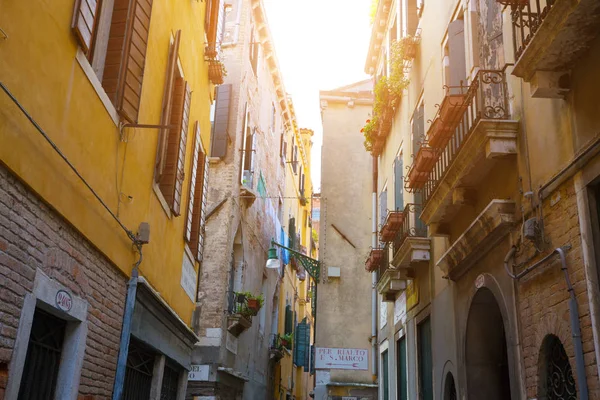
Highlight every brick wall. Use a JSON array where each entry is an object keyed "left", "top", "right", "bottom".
[
  {"left": 0, "top": 164, "right": 127, "bottom": 399},
  {"left": 516, "top": 178, "right": 599, "bottom": 398}
]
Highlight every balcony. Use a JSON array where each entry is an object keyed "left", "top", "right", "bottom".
[
  {"left": 509, "top": 0, "right": 600, "bottom": 97},
  {"left": 380, "top": 210, "right": 405, "bottom": 242},
  {"left": 437, "top": 200, "right": 516, "bottom": 280},
  {"left": 227, "top": 292, "right": 252, "bottom": 337},
  {"left": 420, "top": 69, "right": 519, "bottom": 230},
  {"left": 365, "top": 247, "right": 385, "bottom": 273},
  {"left": 269, "top": 333, "right": 285, "bottom": 362},
  {"left": 377, "top": 204, "right": 430, "bottom": 301}
]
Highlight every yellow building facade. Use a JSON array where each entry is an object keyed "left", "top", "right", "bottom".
[
  {"left": 0, "top": 0, "right": 222, "bottom": 397},
  {"left": 272, "top": 123, "right": 316, "bottom": 399}
]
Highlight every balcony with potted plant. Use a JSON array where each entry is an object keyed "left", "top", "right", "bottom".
[
  {"left": 227, "top": 292, "right": 253, "bottom": 337},
  {"left": 269, "top": 333, "right": 285, "bottom": 361},
  {"left": 420, "top": 69, "right": 518, "bottom": 236},
  {"left": 507, "top": 0, "right": 600, "bottom": 97},
  {"left": 405, "top": 144, "right": 439, "bottom": 192}
]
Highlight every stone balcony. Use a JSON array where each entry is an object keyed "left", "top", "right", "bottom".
[
  {"left": 509, "top": 0, "right": 600, "bottom": 98},
  {"left": 437, "top": 200, "right": 516, "bottom": 281},
  {"left": 377, "top": 204, "right": 430, "bottom": 301},
  {"left": 420, "top": 70, "right": 519, "bottom": 232}
]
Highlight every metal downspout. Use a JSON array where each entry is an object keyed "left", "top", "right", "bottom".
[
  {"left": 504, "top": 246, "right": 589, "bottom": 399},
  {"left": 371, "top": 155, "right": 378, "bottom": 377},
  {"left": 112, "top": 247, "right": 143, "bottom": 400}
]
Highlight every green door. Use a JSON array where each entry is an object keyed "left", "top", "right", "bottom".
[
  {"left": 382, "top": 350, "right": 389, "bottom": 400},
  {"left": 397, "top": 336, "right": 408, "bottom": 400},
  {"left": 418, "top": 318, "right": 433, "bottom": 400}
]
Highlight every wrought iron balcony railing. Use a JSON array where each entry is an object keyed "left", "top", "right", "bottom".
[
  {"left": 510, "top": 0, "right": 556, "bottom": 61},
  {"left": 376, "top": 244, "right": 391, "bottom": 283},
  {"left": 392, "top": 204, "right": 427, "bottom": 256},
  {"left": 422, "top": 69, "right": 510, "bottom": 205}
]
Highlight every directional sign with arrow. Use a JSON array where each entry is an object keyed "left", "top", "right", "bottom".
[{"left": 315, "top": 347, "right": 369, "bottom": 370}]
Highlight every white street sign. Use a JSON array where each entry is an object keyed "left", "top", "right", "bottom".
[{"left": 315, "top": 347, "right": 369, "bottom": 370}]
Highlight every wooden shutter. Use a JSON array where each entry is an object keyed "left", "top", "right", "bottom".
[
  {"left": 103, "top": 0, "right": 154, "bottom": 123},
  {"left": 448, "top": 19, "right": 466, "bottom": 89},
  {"left": 394, "top": 157, "right": 404, "bottom": 211},
  {"left": 418, "top": 318, "right": 433, "bottom": 400},
  {"left": 205, "top": 0, "right": 221, "bottom": 57},
  {"left": 397, "top": 336, "right": 408, "bottom": 400},
  {"left": 72, "top": 0, "right": 100, "bottom": 54},
  {"left": 289, "top": 218, "right": 296, "bottom": 250},
  {"left": 159, "top": 78, "right": 191, "bottom": 215},
  {"left": 303, "top": 323, "right": 311, "bottom": 370},
  {"left": 279, "top": 133, "right": 285, "bottom": 158},
  {"left": 210, "top": 84, "right": 232, "bottom": 158},
  {"left": 186, "top": 124, "right": 202, "bottom": 242},
  {"left": 156, "top": 30, "right": 182, "bottom": 180},
  {"left": 380, "top": 189, "right": 387, "bottom": 226},
  {"left": 196, "top": 154, "right": 210, "bottom": 261},
  {"left": 284, "top": 305, "right": 293, "bottom": 334}
]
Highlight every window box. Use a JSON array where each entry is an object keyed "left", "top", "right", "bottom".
[
  {"left": 380, "top": 211, "right": 406, "bottom": 242},
  {"left": 365, "top": 248, "right": 385, "bottom": 272},
  {"left": 438, "top": 93, "right": 469, "bottom": 126},
  {"left": 208, "top": 59, "right": 226, "bottom": 85},
  {"left": 427, "top": 117, "right": 454, "bottom": 149},
  {"left": 414, "top": 146, "right": 438, "bottom": 174},
  {"left": 406, "top": 168, "right": 429, "bottom": 190}
]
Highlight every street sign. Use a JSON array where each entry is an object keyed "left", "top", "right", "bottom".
[{"left": 315, "top": 347, "right": 368, "bottom": 370}]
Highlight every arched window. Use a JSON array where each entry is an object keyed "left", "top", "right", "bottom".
[
  {"left": 539, "top": 334, "right": 577, "bottom": 400},
  {"left": 444, "top": 372, "right": 457, "bottom": 400}
]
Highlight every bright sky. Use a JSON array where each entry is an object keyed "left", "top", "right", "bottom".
[{"left": 264, "top": 0, "right": 372, "bottom": 192}]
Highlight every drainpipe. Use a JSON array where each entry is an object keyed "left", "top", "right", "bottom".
[
  {"left": 504, "top": 245, "right": 589, "bottom": 400},
  {"left": 371, "top": 155, "right": 378, "bottom": 377},
  {"left": 112, "top": 246, "right": 143, "bottom": 400}
]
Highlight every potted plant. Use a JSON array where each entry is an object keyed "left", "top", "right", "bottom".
[
  {"left": 280, "top": 333, "right": 293, "bottom": 349},
  {"left": 247, "top": 293, "right": 264, "bottom": 315}
]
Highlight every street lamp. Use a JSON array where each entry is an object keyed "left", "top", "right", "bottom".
[
  {"left": 266, "top": 246, "right": 280, "bottom": 269},
  {"left": 265, "top": 239, "right": 320, "bottom": 280}
]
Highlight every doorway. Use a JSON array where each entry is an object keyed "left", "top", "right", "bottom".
[{"left": 465, "top": 287, "right": 512, "bottom": 400}]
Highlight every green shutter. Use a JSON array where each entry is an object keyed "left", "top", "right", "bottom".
[
  {"left": 303, "top": 324, "right": 311, "bottom": 370},
  {"left": 418, "top": 318, "right": 433, "bottom": 400},
  {"left": 294, "top": 319, "right": 310, "bottom": 369},
  {"left": 285, "top": 305, "right": 293, "bottom": 334},
  {"left": 397, "top": 336, "right": 408, "bottom": 400},
  {"left": 394, "top": 157, "right": 404, "bottom": 211},
  {"left": 382, "top": 350, "right": 389, "bottom": 400}
]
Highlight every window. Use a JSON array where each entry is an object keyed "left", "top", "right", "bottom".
[
  {"left": 17, "top": 308, "right": 67, "bottom": 400},
  {"left": 394, "top": 155, "right": 404, "bottom": 211},
  {"left": 185, "top": 122, "right": 210, "bottom": 261},
  {"left": 412, "top": 103, "right": 424, "bottom": 206},
  {"left": 72, "top": 0, "right": 154, "bottom": 123},
  {"left": 249, "top": 25, "right": 259, "bottom": 76},
  {"left": 418, "top": 317, "right": 433, "bottom": 400},
  {"left": 205, "top": 0, "right": 225, "bottom": 57},
  {"left": 155, "top": 31, "right": 193, "bottom": 216},
  {"left": 240, "top": 112, "right": 256, "bottom": 188},
  {"left": 279, "top": 131, "right": 287, "bottom": 163},
  {"left": 160, "top": 363, "right": 180, "bottom": 400},
  {"left": 271, "top": 102, "right": 277, "bottom": 132},
  {"left": 406, "top": 0, "right": 419, "bottom": 36},
  {"left": 284, "top": 304, "right": 293, "bottom": 335},
  {"left": 380, "top": 187, "right": 388, "bottom": 226},
  {"left": 382, "top": 350, "right": 390, "bottom": 400},
  {"left": 292, "top": 144, "right": 298, "bottom": 174},
  {"left": 123, "top": 337, "right": 155, "bottom": 399},
  {"left": 445, "top": 17, "right": 466, "bottom": 90},
  {"left": 397, "top": 336, "right": 408, "bottom": 400},
  {"left": 210, "top": 84, "right": 232, "bottom": 158}
]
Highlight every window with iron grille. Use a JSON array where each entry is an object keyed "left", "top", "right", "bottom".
[
  {"left": 160, "top": 363, "right": 180, "bottom": 400},
  {"left": 123, "top": 338, "right": 155, "bottom": 400},
  {"left": 17, "top": 308, "right": 67, "bottom": 400}
]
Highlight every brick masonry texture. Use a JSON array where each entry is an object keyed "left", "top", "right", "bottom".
[
  {"left": 516, "top": 178, "right": 600, "bottom": 399},
  {"left": 0, "top": 163, "right": 127, "bottom": 400}
]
